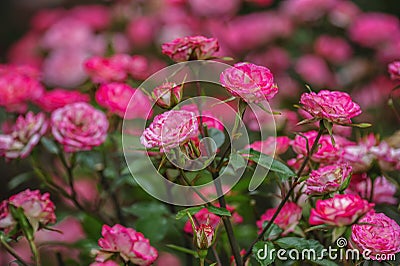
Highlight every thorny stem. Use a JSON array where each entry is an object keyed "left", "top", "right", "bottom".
[
  {"left": 27, "top": 237, "right": 41, "bottom": 266},
  {"left": 242, "top": 122, "right": 326, "bottom": 264}
]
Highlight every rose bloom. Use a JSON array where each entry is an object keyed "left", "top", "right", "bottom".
[
  {"left": 388, "top": 61, "right": 400, "bottom": 80},
  {"left": 295, "top": 55, "right": 334, "bottom": 87},
  {"left": 256, "top": 202, "right": 302, "bottom": 236},
  {"left": 220, "top": 62, "right": 278, "bottom": 103},
  {"left": 84, "top": 54, "right": 132, "bottom": 83},
  {"left": 339, "top": 134, "right": 377, "bottom": 173},
  {"left": 94, "top": 224, "right": 158, "bottom": 266},
  {"left": 300, "top": 90, "right": 362, "bottom": 124},
  {"left": 0, "top": 64, "right": 44, "bottom": 112},
  {"left": 292, "top": 131, "right": 351, "bottom": 164},
  {"left": 152, "top": 82, "right": 182, "bottom": 109},
  {"left": 180, "top": 104, "right": 224, "bottom": 131},
  {"left": 314, "top": 35, "right": 352, "bottom": 64},
  {"left": 42, "top": 49, "right": 89, "bottom": 88},
  {"left": 0, "top": 189, "right": 56, "bottom": 233},
  {"left": 246, "top": 136, "right": 291, "bottom": 156},
  {"left": 161, "top": 35, "right": 219, "bottom": 62},
  {"left": 370, "top": 141, "right": 400, "bottom": 171},
  {"left": 305, "top": 164, "right": 352, "bottom": 195},
  {"left": 309, "top": 194, "right": 374, "bottom": 227},
  {"left": 0, "top": 112, "right": 48, "bottom": 160},
  {"left": 96, "top": 82, "right": 152, "bottom": 119},
  {"left": 346, "top": 174, "right": 398, "bottom": 205},
  {"left": 349, "top": 13, "right": 400, "bottom": 48},
  {"left": 91, "top": 261, "right": 119, "bottom": 266},
  {"left": 51, "top": 102, "right": 109, "bottom": 152},
  {"left": 184, "top": 206, "right": 243, "bottom": 235},
  {"left": 351, "top": 212, "right": 400, "bottom": 260},
  {"left": 140, "top": 110, "right": 199, "bottom": 152},
  {"left": 35, "top": 88, "right": 90, "bottom": 112}
]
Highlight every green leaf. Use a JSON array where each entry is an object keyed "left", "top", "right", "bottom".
[
  {"left": 339, "top": 174, "right": 352, "bottom": 192},
  {"left": 208, "top": 128, "right": 225, "bottom": 148},
  {"left": 243, "top": 149, "right": 295, "bottom": 179},
  {"left": 332, "top": 227, "right": 347, "bottom": 243},
  {"left": 41, "top": 137, "right": 59, "bottom": 154},
  {"left": 262, "top": 222, "right": 283, "bottom": 241},
  {"left": 176, "top": 206, "right": 204, "bottom": 220},
  {"left": 81, "top": 214, "right": 103, "bottom": 241},
  {"left": 323, "top": 120, "right": 335, "bottom": 146},
  {"left": 206, "top": 205, "right": 231, "bottom": 217},
  {"left": 136, "top": 215, "right": 169, "bottom": 242},
  {"left": 8, "top": 172, "right": 34, "bottom": 190},
  {"left": 252, "top": 241, "right": 276, "bottom": 266},
  {"left": 229, "top": 153, "right": 247, "bottom": 171}
]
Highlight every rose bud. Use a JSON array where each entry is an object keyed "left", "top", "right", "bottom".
[{"left": 152, "top": 82, "right": 183, "bottom": 109}]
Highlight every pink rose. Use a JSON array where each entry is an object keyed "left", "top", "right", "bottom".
[
  {"left": 351, "top": 212, "right": 400, "bottom": 260},
  {"left": 84, "top": 54, "right": 133, "bottom": 83},
  {"left": 184, "top": 206, "right": 243, "bottom": 234},
  {"left": 314, "top": 35, "right": 352, "bottom": 64},
  {"left": 295, "top": 55, "right": 334, "bottom": 87},
  {"left": 0, "top": 65, "right": 44, "bottom": 113},
  {"left": 140, "top": 110, "right": 199, "bottom": 152},
  {"left": 282, "top": 0, "right": 337, "bottom": 22},
  {"left": 152, "top": 82, "right": 183, "bottom": 109},
  {"left": 162, "top": 36, "right": 219, "bottom": 62},
  {"left": 247, "top": 136, "right": 291, "bottom": 156},
  {"left": 220, "top": 62, "right": 278, "bottom": 103},
  {"left": 388, "top": 61, "right": 400, "bottom": 80},
  {"left": 42, "top": 49, "right": 89, "bottom": 88},
  {"left": 370, "top": 141, "right": 400, "bottom": 171},
  {"left": 3, "top": 189, "right": 56, "bottom": 232},
  {"left": 94, "top": 224, "right": 158, "bottom": 266},
  {"left": 309, "top": 194, "right": 374, "bottom": 226},
  {"left": 305, "top": 164, "right": 352, "bottom": 195},
  {"left": 180, "top": 104, "right": 224, "bottom": 132},
  {"left": 96, "top": 82, "right": 152, "bottom": 119},
  {"left": 349, "top": 13, "right": 400, "bottom": 48},
  {"left": 256, "top": 202, "right": 302, "bottom": 236},
  {"left": 51, "top": 102, "right": 109, "bottom": 152},
  {"left": 0, "top": 112, "right": 48, "bottom": 160},
  {"left": 346, "top": 174, "right": 398, "bottom": 205},
  {"left": 35, "top": 88, "right": 90, "bottom": 112},
  {"left": 300, "top": 90, "right": 362, "bottom": 124},
  {"left": 41, "top": 18, "right": 95, "bottom": 50},
  {"left": 292, "top": 131, "right": 351, "bottom": 164},
  {"left": 339, "top": 134, "right": 377, "bottom": 173}
]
